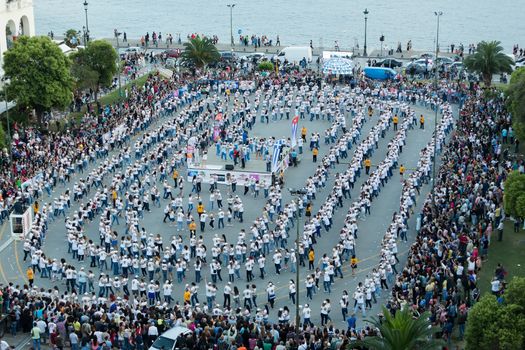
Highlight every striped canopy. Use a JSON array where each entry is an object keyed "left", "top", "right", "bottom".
[{"left": 322, "top": 57, "right": 354, "bottom": 75}]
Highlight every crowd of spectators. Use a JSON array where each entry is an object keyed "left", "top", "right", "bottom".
[{"left": 372, "top": 90, "right": 515, "bottom": 345}]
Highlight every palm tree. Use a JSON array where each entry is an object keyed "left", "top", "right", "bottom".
[
  {"left": 464, "top": 40, "right": 514, "bottom": 86},
  {"left": 350, "top": 307, "right": 444, "bottom": 350},
  {"left": 181, "top": 37, "right": 220, "bottom": 70}
]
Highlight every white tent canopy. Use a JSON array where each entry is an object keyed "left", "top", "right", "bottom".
[{"left": 322, "top": 57, "right": 354, "bottom": 75}]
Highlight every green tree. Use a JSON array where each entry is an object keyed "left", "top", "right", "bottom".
[
  {"left": 503, "top": 170, "right": 525, "bottom": 219},
  {"left": 464, "top": 40, "right": 514, "bottom": 87},
  {"left": 506, "top": 67, "right": 525, "bottom": 141},
  {"left": 465, "top": 291, "right": 525, "bottom": 350},
  {"left": 70, "top": 40, "right": 118, "bottom": 101},
  {"left": 350, "top": 307, "right": 443, "bottom": 350},
  {"left": 505, "top": 276, "right": 525, "bottom": 310},
  {"left": 2, "top": 36, "right": 73, "bottom": 124},
  {"left": 64, "top": 28, "right": 80, "bottom": 47},
  {"left": 181, "top": 37, "right": 220, "bottom": 69}
]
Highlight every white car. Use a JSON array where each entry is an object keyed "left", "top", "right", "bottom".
[
  {"left": 449, "top": 62, "right": 464, "bottom": 71},
  {"left": 515, "top": 57, "right": 525, "bottom": 69},
  {"left": 412, "top": 58, "right": 434, "bottom": 70},
  {"left": 149, "top": 326, "right": 192, "bottom": 350},
  {"left": 241, "top": 52, "right": 266, "bottom": 61}
]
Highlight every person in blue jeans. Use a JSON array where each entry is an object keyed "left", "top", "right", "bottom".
[{"left": 31, "top": 322, "right": 41, "bottom": 350}]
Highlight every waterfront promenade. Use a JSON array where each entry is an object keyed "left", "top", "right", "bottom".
[{"left": 97, "top": 36, "right": 459, "bottom": 59}]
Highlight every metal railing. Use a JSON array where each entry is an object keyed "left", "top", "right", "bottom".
[{"left": 5, "top": 0, "right": 32, "bottom": 11}]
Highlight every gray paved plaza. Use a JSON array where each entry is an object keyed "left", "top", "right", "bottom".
[{"left": 0, "top": 89, "right": 450, "bottom": 326}]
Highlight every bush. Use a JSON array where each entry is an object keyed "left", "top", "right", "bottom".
[{"left": 258, "top": 61, "right": 274, "bottom": 72}]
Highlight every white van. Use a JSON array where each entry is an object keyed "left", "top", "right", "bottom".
[
  {"left": 149, "top": 326, "right": 192, "bottom": 350},
  {"left": 275, "top": 46, "right": 313, "bottom": 64}
]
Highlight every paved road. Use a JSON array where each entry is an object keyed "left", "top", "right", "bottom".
[{"left": 0, "top": 90, "right": 449, "bottom": 327}]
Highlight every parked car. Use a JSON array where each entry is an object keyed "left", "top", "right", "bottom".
[
  {"left": 120, "top": 46, "right": 142, "bottom": 59},
  {"left": 364, "top": 67, "right": 398, "bottom": 80},
  {"left": 372, "top": 58, "right": 403, "bottom": 68},
  {"left": 514, "top": 57, "right": 525, "bottom": 69},
  {"left": 407, "top": 58, "right": 434, "bottom": 71},
  {"left": 405, "top": 61, "right": 428, "bottom": 74},
  {"left": 165, "top": 48, "right": 182, "bottom": 58},
  {"left": 240, "top": 52, "right": 266, "bottom": 62},
  {"left": 435, "top": 56, "right": 454, "bottom": 66},
  {"left": 274, "top": 46, "right": 313, "bottom": 64},
  {"left": 449, "top": 62, "right": 464, "bottom": 71},
  {"left": 220, "top": 51, "right": 238, "bottom": 61},
  {"left": 165, "top": 58, "right": 179, "bottom": 67},
  {"left": 124, "top": 46, "right": 141, "bottom": 54},
  {"left": 149, "top": 326, "right": 192, "bottom": 350}
]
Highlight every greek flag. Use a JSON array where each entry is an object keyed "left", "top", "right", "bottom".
[{"left": 271, "top": 140, "right": 284, "bottom": 173}]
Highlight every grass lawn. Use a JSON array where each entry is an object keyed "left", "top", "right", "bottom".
[{"left": 478, "top": 221, "right": 525, "bottom": 294}]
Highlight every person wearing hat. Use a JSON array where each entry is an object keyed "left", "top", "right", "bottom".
[
  {"left": 266, "top": 282, "right": 276, "bottom": 308},
  {"left": 302, "top": 304, "right": 312, "bottom": 327},
  {"left": 289, "top": 280, "right": 296, "bottom": 305},
  {"left": 320, "top": 299, "right": 332, "bottom": 326},
  {"left": 199, "top": 210, "right": 208, "bottom": 232}
]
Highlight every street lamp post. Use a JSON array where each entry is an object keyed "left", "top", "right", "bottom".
[
  {"left": 114, "top": 29, "right": 123, "bottom": 117},
  {"left": 83, "top": 0, "right": 89, "bottom": 43},
  {"left": 289, "top": 189, "right": 307, "bottom": 333},
  {"left": 431, "top": 11, "right": 443, "bottom": 204},
  {"left": 82, "top": 26, "right": 86, "bottom": 46},
  {"left": 363, "top": 8, "right": 369, "bottom": 56},
  {"left": 227, "top": 4, "right": 236, "bottom": 46}
]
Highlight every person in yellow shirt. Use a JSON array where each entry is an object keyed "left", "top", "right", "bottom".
[
  {"left": 393, "top": 115, "right": 398, "bottom": 131},
  {"left": 364, "top": 158, "right": 371, "bottom": 175},
  {"left": 308, "top": 249, "right": 315, "bottom": 270},
  {"left": 33, "top": 201, "right": 39, "bottom": 215},
  {"left": 197, "top": 202, "right": 204, "bottom": 217},
  {"left": 26, "top": 267, "right": 34, "bottom": 287},
  {"left": 112, "top": 189, "right": 118, "bottom": 207},
  {"left": 189, "top": 220, "right": 197, "bottom": 235},
  {"left": 420, "top": 114, "right": 425, "bottom": 129},
  {"left": 350, "top": 255, "right": 359, "bottom": 276},
  {"left": 172, "top": 169, "right": 179, "bottom": 185},
  {"left": 399, "top": 164, "right": 405, "bottom": 180},
  {"left": 183, "top": 288, "right": 191, "bottom": 303},
  {"left": 305, "top": 203, "right": 312, "bottom": 218},
  {"left": 312, "top": 148, "right": 319, "bottom": 163},
  {"left": 301, "top": 126, "right": 307, "bottom": 141},
  {"left": 73, "top": 320, "right": 81, "bottom": 332}
]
